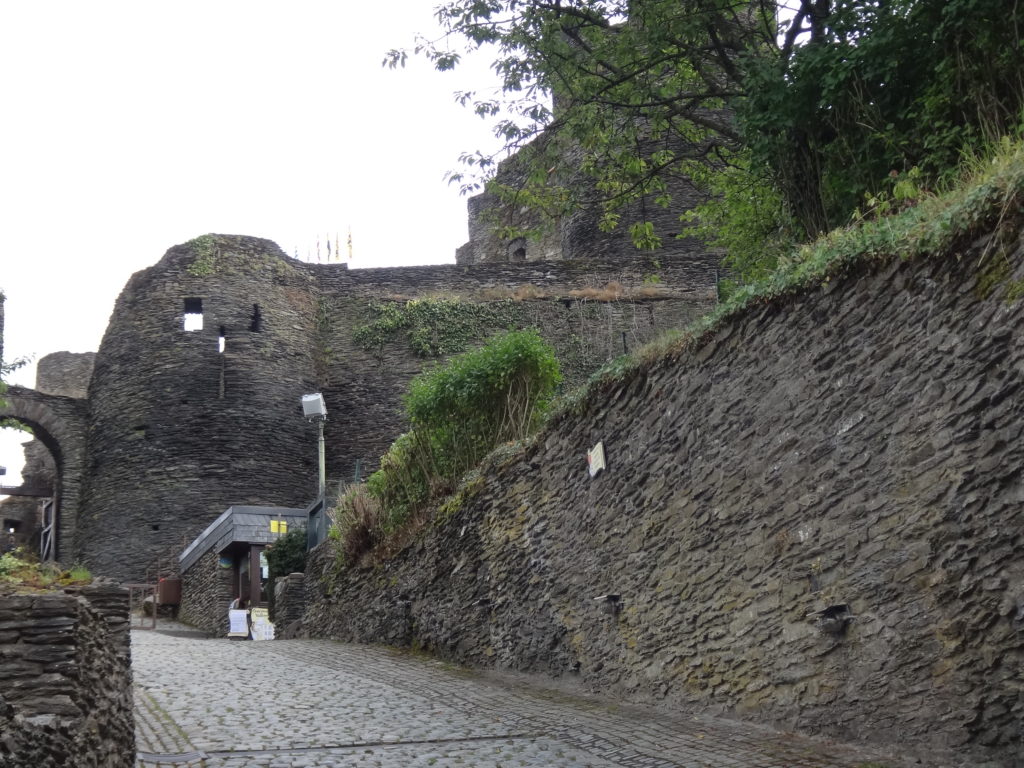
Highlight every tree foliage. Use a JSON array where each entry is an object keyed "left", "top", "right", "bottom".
[{"left": 391, "top": 0, "right": 1024, "bottom": 274}]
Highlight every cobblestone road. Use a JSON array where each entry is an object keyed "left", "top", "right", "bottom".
[{"left": 133, "top": 625, "right": 902, "bottom": 768}]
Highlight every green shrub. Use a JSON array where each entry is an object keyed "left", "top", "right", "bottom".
[
  {"left": 330, "top": 484, "right": 384, "bottom": 566},
  {"left": 264, "top": 526, "right": 306, "bottom": 622},
  {"left": 340, "top": 329, "right": 560, "bottom": 564},
  {"left": 405, "top": 328, "right": 560, "bottom": 457},
  {"left": 265, "top": 527, "right": 307, "bottom": 579}
]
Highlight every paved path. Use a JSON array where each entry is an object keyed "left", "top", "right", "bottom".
[{"left": 132, "top": 624, "right": 901, "bottom": 768}]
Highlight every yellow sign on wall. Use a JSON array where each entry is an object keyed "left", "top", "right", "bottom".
[{"left": 270, "top": 520, "right": 288, "bottom": 534}]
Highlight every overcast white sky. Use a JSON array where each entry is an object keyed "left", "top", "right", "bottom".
[{"left": 0, "top": 1, "right": 508, "bottom": 484}]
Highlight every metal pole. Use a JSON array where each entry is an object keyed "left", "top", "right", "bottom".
[{"left": 317, "top": 418, "right": 326, "bottom": 499}]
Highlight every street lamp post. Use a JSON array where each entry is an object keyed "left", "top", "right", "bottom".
[{"left": 300, "top": 393, "right": 327, "bottom": 499}]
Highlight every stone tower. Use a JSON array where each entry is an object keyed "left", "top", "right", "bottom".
[{"left": 76, "top": 236, "right": 322, "bottom": 580}]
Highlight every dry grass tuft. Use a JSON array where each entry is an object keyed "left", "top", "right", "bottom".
[{"left": 569, "top": 281, "right": 625, "bottom": 301}]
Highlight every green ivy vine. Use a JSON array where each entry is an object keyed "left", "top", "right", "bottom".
[{"left": 353, "top": 298, "right": 524, "bottom": 357}]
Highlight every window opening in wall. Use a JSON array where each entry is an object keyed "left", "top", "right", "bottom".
[
  {"left": 508, "top": 237, "right": 527, "bottom": 263},
  {"left": 183, "top": 298, "right": 203, "bottom": 332},
  {"left": 249, "top": 304, "right": 262, "bottom": 332},
  {"left": 218, "top": 326, "right": 227, "bottom": 399}
]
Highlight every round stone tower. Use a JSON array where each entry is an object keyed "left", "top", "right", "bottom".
[{"left": 77, "top": 235, "right": 322, "bottom": 581}]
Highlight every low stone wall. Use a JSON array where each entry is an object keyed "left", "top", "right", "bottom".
[
  {"left": 272, "top": 573, "right": 306, "bottom": 638},
  {"left": 0, "top": 581, "right": 134, "bottom": 768},
  {"left": 304, "top": 229, "right": 1024, "bottom": 766},
  {"left": 178, "top": 549, "right": 233, "bottom": 637}
]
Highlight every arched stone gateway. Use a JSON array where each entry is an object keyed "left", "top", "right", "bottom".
[{"left": 0, "top": 385, "right": 88, "bottom": 562}]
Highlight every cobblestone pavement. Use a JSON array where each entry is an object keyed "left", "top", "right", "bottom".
[{"left": 133, "top": 624, "right": 902, "bottom": 768}]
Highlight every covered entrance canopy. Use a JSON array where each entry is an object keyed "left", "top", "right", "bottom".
[{"left": 178, "top": 505, "right": 306, "bottom": 607}]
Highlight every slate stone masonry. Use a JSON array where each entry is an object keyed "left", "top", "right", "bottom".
[
  {"left": 303, "top": 227, "right": 1024, "bottom": 767},
  {"left": 69, "top": 235, "right": 718, "bottom": 582},
  {"left": 178, "top": 549, "right": 235, "bottom": 637},
  {"left": 0, "top": 581, "right": 134, "bottom": 768}
]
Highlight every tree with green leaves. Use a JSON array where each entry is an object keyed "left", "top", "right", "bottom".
[
  {"left": 391, "top": 0, "right": 1023, "bottom": 279},
  {"left": 0, "top": 291, "right": 29, "bottom": 414}
]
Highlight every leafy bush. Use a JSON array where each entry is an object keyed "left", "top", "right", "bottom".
[
  {"left": 264, "top": 526, "right": 306, "bottom": 623},
  {"left": 265, "top": 527, "right": 307, "bottom": 579},
  {"left": 403, "top": 328, "right": 560, "bottom": 475},
  {"left": 335, "top": 329, "right": 560, "bottom": 564}
]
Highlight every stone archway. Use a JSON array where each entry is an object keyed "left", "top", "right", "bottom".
[{"left": 0, "top": 386, "right": 88, "bottom": 562}]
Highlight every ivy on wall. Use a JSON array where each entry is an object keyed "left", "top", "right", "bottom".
[{"left": 353, "top": 298, "right": 524, "bottom": 357}]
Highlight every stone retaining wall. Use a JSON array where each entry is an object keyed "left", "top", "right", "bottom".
[
  {"left": 272, "top": 572, "right": 306, "bottom": 638},
  {"left": 178, "top": 549, "right": 234, "bottom": 637},
  {"left": 304, "top": 228, "right": 1024, "bottom": 766},
  {"left": 0, "top": 581, "right": 134, "bottom": 767}
]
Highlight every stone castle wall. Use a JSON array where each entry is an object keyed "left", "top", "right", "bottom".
[
  {"left": 35, "top": 352, "right": 96, "bottom": 399},
  {"left": 0, "top": 352, "right": 89, "bottom": 554},
  {"left": 178, "top": 549, "right": 234, "bottom": 637},
  {"left": 456, "top": 136, "right": 709, "bottom": 266},
  {"left": 0, "top": 582, "right": 135, "bottom": 768},
  {"left": 305, "top": 255, "right": 718, "bottom": 486},
  {"left": 76, "top": 237, "right": 323, "bottom": 581},
  {"left": 302, "top": 228, "right": 1024, "bottom": 766},
  {"left": 70, "top": 235, "right": 717, "bottom": 582}
]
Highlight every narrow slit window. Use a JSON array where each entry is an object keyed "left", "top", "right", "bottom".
[
  {"left": 183, "top": 298, "right": 203, "bottom": 332},
  {"left": 218, "top": 326, "right": 226, "bottom": 353},
  {"left": 249, "top": 304, "right": 262, "bottom": 332}
]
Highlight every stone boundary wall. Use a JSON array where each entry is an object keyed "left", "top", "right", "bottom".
[
  {"left": 0, "top": 581, "right": 134, "bottom": 768},
  {"left": 272, "top": 573, "right": 306, "bottom": 638},
  {"left": 178, "top": 549, "right": 234, "bottom": 637},
  {"left": 303, "top": 229, "right": 1024, "bottom": 767}
]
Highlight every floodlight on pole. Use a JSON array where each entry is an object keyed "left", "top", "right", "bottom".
[{"left": 300, "top": 393, "right": 327, "bottom": 499}]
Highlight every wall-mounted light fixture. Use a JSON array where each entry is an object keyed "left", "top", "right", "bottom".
[
  {"left": 592, "top": 593, "right": 622, "bottom": 617},
  {"left": 806, "top": 603, "right": 854, "bottom": 635}
]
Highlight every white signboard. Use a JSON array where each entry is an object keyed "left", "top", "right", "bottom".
[
  {"left": 249, "top": 607, "right": 275, "bottom": 641},
  {"left": 587, "top": 441, "right": 606, "bottom": 478},
  {"left": 228, "top": 610, "right": 249, "bottom": 637}
]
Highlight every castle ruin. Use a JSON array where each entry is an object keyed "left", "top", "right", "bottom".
[{"left": 1, "top": 235, "right": 719, "bottom": 582}]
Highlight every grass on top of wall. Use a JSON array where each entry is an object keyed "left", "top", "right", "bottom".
[
  {"left": 321, "top": 137, "right": 1024, "bottom": 571},
  {"left": 553, "top": 135, "right": 1024, "bottom": 422},
  {"left": 0, "top": 548, "right": 92, "bottom": 594}
]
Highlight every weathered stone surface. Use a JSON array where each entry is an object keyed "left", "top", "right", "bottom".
[
  {"left": 177, "top": 548, "right": 233, "bottom": 637},
  {"left": 303, "top": 230, "right": 1024, "bottom": 767},
  {"left": 35, "top": 351, "right": 96, "bottom": 399},
  {"left": 272, "top": 572, "right": 306, "bottom": 637},
  {"left": 0, "top": 585, "right": 134, "bottom": 768},
  {"left": 456, "top": 134, "right": 709, "bottom": 266},
  {"left": 29, "top": 234, "right": 713, "bottom": 583}
]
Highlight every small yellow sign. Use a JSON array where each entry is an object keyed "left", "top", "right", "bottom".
[{"left": 270, "top": 520, "right": 288, "bottom": 534}]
